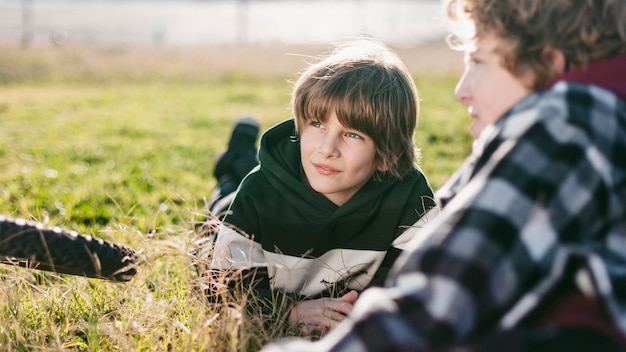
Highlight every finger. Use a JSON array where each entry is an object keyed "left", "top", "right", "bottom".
[
  {"left": 299, "top": 314, "right": 335, "bottom": 328},
  {"left": 338, "top": 290, "right": 359, "bottom": 303},
  {"left": 325, "top": 300, "right": 354, "bottom": 316},
  {"left": 326, "top": 317, "right": 344, "bottom": 331},
  {"left": 304, "top": 308, "right": 346, "bottom": 325},
  {"left": 324, "top": 308, "right": 348, "bottom": 322},
  {"left": 303, "top": 324, "right": 326, "bottom": 334}
]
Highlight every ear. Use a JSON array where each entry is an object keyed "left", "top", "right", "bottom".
[
  {"left": 376, "top": 162, "right": 389, "bottom": 172},
  {"left": 551, "top": 49, "right": 567, "bottom": 76},
  {"left": 376, "top": 153, "right": 400, "bottom": 172}
]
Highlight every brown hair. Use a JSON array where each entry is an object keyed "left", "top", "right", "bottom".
[
  {"left": 446, "top": 0, "right": 626, "bottom": 89},
  {"left": 291, "top": 39, "right": 419, "bottom": 181}
]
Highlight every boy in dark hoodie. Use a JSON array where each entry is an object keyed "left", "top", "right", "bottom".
[
  {"left": 205, "top": 39, "right": 438, "bottom": 334},
  {"left": 262, "top": 0, "right": 626, "bottom": 351}
]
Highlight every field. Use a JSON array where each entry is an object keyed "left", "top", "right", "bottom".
[{"left": 0, "top": 41, "right": 470, "bottom": 351}]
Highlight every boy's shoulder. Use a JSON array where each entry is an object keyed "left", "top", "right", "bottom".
[
  {"left": 498, "top": 80, "right": 624, "bottom": 139},
  {"left": 261, "top": 118, "right": 295, "bottom": 141}
]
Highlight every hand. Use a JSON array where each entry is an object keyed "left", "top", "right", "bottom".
[{"left": 288, "top": 290, "right": 359, "bottom": 334}]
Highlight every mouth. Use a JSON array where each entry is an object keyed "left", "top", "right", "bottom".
[
  {"left": 312, "top": 162, "right": 340, "bottom": 176},
  {"left": 468, "top": 107, "right": 478, "bottom": 119}
]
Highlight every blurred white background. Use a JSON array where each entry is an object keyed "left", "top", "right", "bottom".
[{"left": 0, "top": 0, "right": 446, "bottom": 48}]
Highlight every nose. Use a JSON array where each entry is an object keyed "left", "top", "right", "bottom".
[
  {"left": 317, "top": 134, "right": 339, "bottom": 158},
  {"left": 455, "top": 71, "right": 471, "bottom": 106}
]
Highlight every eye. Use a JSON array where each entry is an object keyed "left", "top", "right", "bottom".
[
  {"left": 310, "top": 121, "right": 323, "bottom": 128},
  {"left": 468, "top": 51, "right": 487, "bottom": 66},
  {"left": 345, "top": 131, "right": 363, "bottom": 140},
  {"left": 469, "top": 56, "right": 482, "bottom": 65}
]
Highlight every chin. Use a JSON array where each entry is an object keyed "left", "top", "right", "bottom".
[
  {"left": 309, "top": 183, "right": 334, "bottom": 194},
  {"left": 470, "top": 126, "right": 481, "bottom": 138}
]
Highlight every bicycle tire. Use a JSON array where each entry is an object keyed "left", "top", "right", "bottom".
[{"left": 0, "top": 215, "right": 138, "bottom": 282}]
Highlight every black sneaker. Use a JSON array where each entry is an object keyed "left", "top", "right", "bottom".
[{"left": 211, "top": 116, "right": 260, "bottom": 206}]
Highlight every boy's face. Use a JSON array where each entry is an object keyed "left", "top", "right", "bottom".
[
  {"left": 300, "top": 111, "right": 384, "bottom": 206},
  {"left": 455, "top": 34, "right": 533, "bottom": 138}
]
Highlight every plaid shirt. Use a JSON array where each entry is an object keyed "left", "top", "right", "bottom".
[{"left": 263, "top": 76, "right": 626, "bottom": 351}]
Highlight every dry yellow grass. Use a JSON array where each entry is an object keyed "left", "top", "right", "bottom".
[
  {"left": 0, "top": 40, "right": 468, "bottom": 351},
  {"left": 0, "top": 40, "right": 463, "bottom": 83}
]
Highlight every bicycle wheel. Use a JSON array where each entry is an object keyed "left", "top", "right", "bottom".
[{"left": 0, "top": 215, "right": 138, "bottom": 282}]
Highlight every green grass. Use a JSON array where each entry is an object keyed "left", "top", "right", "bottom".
[{"left": 0, "top": 44, "right": 470, "bottom": 351}]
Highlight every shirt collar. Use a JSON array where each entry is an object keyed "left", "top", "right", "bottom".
[{"left": 548, "top": 53, "right": 626, "bottom": 100}]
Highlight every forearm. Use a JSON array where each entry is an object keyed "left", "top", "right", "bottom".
[{"left": 206, "top": 266, "right": 302, "bottom": 327}]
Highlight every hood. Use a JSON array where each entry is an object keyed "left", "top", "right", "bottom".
[{"left": 549, "top": 52, "right": 626, "bottom": 101}]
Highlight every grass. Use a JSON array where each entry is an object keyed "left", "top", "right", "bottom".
[{"left": 0, "top": 43, "right": 470, "bottom": 351}]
